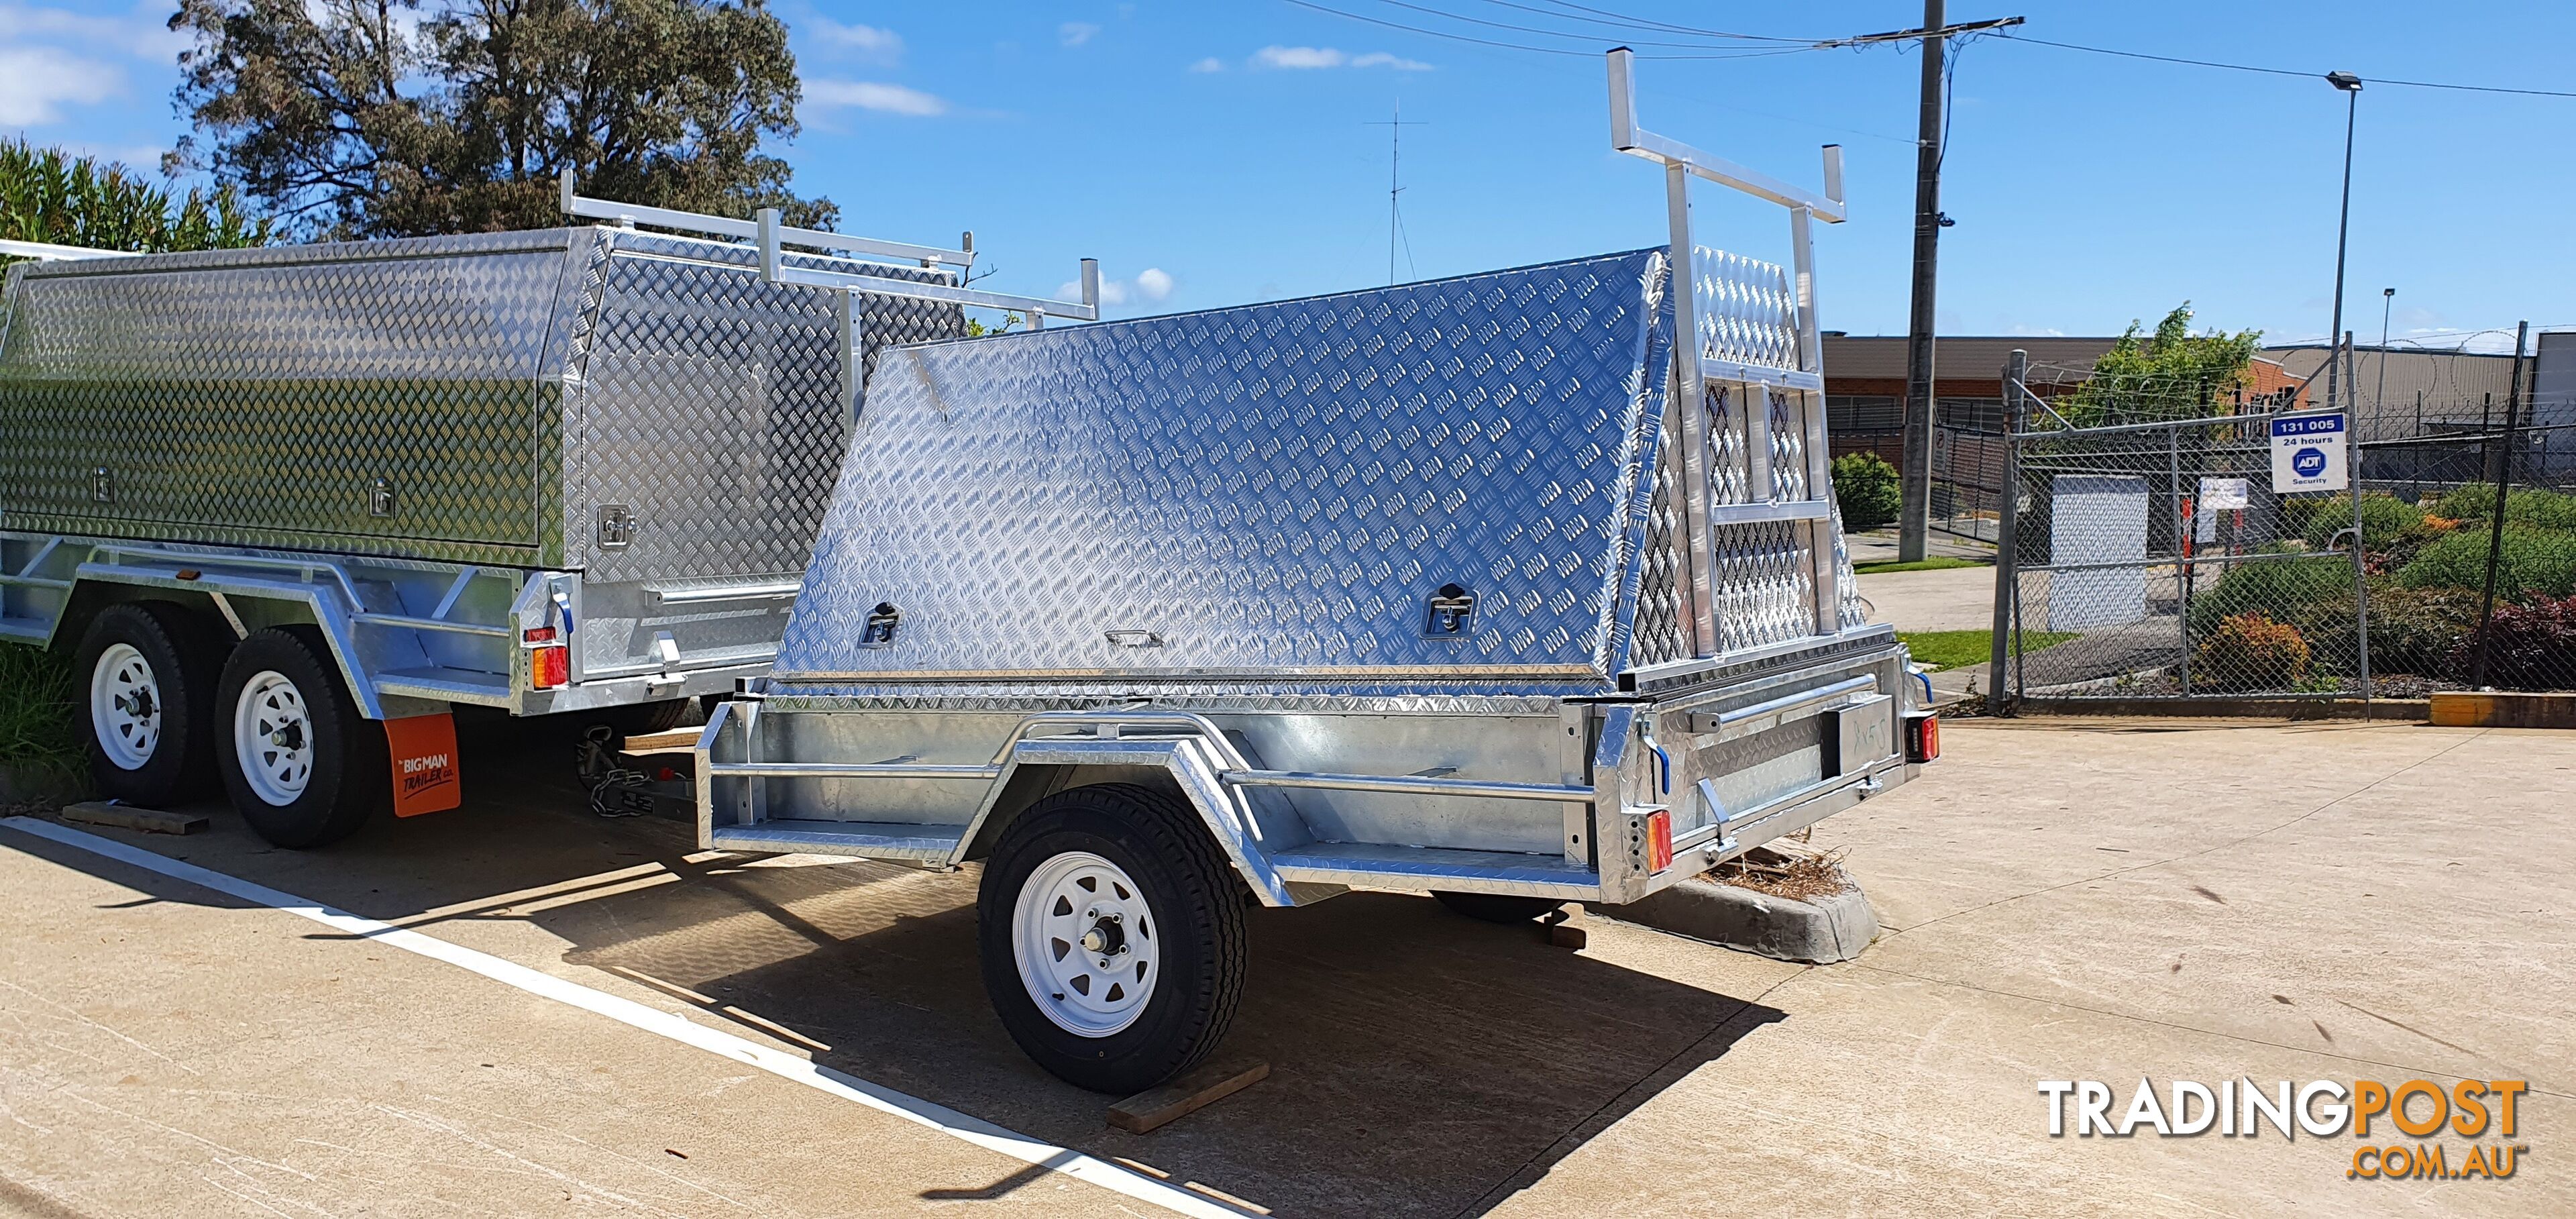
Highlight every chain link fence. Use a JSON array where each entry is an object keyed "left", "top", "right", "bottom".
[{"left": 1988, "top": 356, "right": 2576, "bottom": 706}]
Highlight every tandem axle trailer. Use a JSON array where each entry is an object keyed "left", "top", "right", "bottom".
[{"left": 0, "top": 193, "right": 1100, "bottom": 845}]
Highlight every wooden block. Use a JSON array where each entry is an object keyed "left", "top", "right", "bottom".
[
  {"left": 617, "top": 727, "right": 704, "bottom": 753},
  {"left": 62, "top": 801, "right": 207, "bottom": 835},
  {"left": 1549, "top": 923, "right": 1589, "bottom": 949},
  {"left": 1107, "top": 1059, "right": 1269, "bottom": 1134}
]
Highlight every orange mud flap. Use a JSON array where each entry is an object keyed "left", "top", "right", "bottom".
[{"left": 385, "top": 712, "right": 463, "bottom": 816}]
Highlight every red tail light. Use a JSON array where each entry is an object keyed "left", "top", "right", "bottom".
[
  {"left": 532, "top": 645, "right": 569, "bottom": 690},
  {"left": 1646, "top": 808, "right": 1673, "bottom": 872},
  {"left": 1905, "top": 713, "right": 1940, "bottom": 763}
]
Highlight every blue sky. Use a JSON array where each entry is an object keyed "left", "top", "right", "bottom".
[{"left": 6, "top": 1, "right": 2571, "bottom": 352}]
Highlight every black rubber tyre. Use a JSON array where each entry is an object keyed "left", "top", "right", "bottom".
[
  {"left": 215, "top": 626, "right": 386, "bottom": 849},
  {"left": 977, "top": 784, "right": 1248, "bottom": 1094},
  {"left": 73, "top": 602, "right": 226, "bottom": 805},
  {"left": 1433, "top": 890, "right": 1566, "bottom": 924},
  {"left": 586, "top": 698, "right": 697, "bottom": 739}
]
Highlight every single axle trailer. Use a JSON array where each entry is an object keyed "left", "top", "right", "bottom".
[
  {"left": 694, "top": 50, "right": 1939, "bottom": 1093},
  {"left": 0, "top": 191, "right": 1100, "bottom": 846}
]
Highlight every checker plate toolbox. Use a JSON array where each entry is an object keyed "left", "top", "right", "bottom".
[
  {"left": 1, "top": 212, "right": 975, "bottom": 717},
  {"left": 698, "top": 51, "right": 1927, "bottom": 907}
]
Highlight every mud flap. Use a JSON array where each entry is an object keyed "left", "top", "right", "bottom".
[{"left": 385, "top": 713, "right": 462, "bottom": 816}]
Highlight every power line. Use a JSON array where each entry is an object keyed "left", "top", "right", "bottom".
[
  {"left": 1363, "top": 0, "right": 1801, "bottom": 52},
  {"left": 1275, "top": 0, "right": 1831, "bottom": 60},
  {"left": 1998, "top": 33, "right": 2576, "bottom": 99},
  {"left": 1513, "top": 0, "right": 1814, "bottom": 44}
]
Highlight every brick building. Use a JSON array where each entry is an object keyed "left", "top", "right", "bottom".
[{"left": 1821, "top": 335, "right": 2318, "bottom": 466}]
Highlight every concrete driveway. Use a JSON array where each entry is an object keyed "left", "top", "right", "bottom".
[{"left": 3, "top": 718, "right": 2567, "bottom": 1216}]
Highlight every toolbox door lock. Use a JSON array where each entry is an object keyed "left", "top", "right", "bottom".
[
  {"left": 860, "top": 602, "right": 900, "bottom": 647},
  {"left": 1421, "top": 583, "right": 1477, "bottom": 639}
]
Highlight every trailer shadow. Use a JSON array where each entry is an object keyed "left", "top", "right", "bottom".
[{"left": 10, "top": 726, "right": 1790, "bottom": 1218}]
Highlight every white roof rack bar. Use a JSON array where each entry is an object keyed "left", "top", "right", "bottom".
[
  {"left": 0, "top": 238, "right": 143, "bottom": 262},
  {"left": 557, "top": 168, "right": 973, "bottom": 269},
  {"left": 757, "top": 209, "right": 1101, "bottom": 324}
]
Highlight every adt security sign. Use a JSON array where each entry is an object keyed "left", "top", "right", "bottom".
[{"left": 2270, "top": 412, "right": 2348, "bottom": 494}]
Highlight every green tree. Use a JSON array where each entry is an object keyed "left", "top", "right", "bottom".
[
  {"left": 2056, "top": 303, "right": 2261, "bottom": 429},
  {"left": 169, "top": 0, "right": 833, "bottom": 240},
  {"left": 1, "top": 140, "right": 271, "bottom": 259}
]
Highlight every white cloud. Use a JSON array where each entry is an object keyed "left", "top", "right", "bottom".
[
  {"left": 0, "top": 3, "right": 191, "bottom": 62},
  {"left": 804, "top": 79, "right": 949, "bottom": 117},
  {"left": 1059, "top": 21, "right": 1100, "bottom": 48},
  {"left": 58, "top": 140, "right": 167, "bottom": 170},
  {"left": 1062, "top": 267, "right": 1176, "bottom": 308},
  {"left": 808, "top": 17, "right": 903, "bottom": 62},
  {"left": 1187, "top": 56, "right": 1224, "bottom": 73},
  {"left": 1250, "top": 45, "right": 1432, "bottom": 71},
  {"left": 1254, "top": 45, "right": 1344, "bottom": 69},
  {"left": 0, "top": 47, "right": 121, "bottom": 125}
]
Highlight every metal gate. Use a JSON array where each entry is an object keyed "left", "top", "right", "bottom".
[
  {"left": 1986, "top": 344, "right": 2576, "bottom": 706},
  {"left": 1987, "top": 352, "right": 2373, "bottom": 703}
]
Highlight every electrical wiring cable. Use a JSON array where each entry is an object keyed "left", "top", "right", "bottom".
[{"left": 1998, "top": 33, "right": 2576, "bottom": 99}]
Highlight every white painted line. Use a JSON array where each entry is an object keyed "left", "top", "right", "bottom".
[{"left": 0, "top": 816, "right": 1255, "bottom": 1219}]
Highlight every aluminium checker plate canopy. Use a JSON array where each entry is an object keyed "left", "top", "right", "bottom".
[
  {"left": 773, "top": 248, "right": 1679, "bottom": 694},
  {"left": 0, "top": 227, "right": 964, "bottom": 578}
]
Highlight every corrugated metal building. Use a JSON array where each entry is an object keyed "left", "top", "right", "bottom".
[{"left": 2261, "top": 343, "right": 2526, "bottom": 437}]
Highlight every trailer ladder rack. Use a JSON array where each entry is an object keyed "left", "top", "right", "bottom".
[
  {"left": 559, "top": 170, "right": 1102, "bottom": 327},
  {"left": 1609, "top": 47, "right": 1849, "bottom": 658}
]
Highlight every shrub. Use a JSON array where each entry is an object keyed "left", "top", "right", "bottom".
[
  {"left": 2288, "top": 584, "right": 2481, "bottom": 680},
  {"left": 2430, "top": 484, "right": 2576, "bottom": 531},
  {"left": 2396, "top": 525, "right": 2576, "bottom": 601},
  {"left": 2295, "top": 492, "right": 2424, "bottom": 551},
  {"left": 0, "top": 642, "right": 80, "bottom": 770},
  {"left": 2463, "top": 595, "right": 2576, "bottom": 691},
  {"left": 1831, "top": 452, "right": 1902, "bottom": 532},
  {"left": 2196, "top": 611, "right": 2312, "bottom": 691},
  {"left": 2186, "top": 554, "right": 2352, "bottom": 639}
]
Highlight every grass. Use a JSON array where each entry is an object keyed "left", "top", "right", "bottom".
[
  {"left": 1855, "top": 555, "right": 1990, "bottom": 575},
  {"left": 0, "top": 642, "right": 81, "bottom": 770},
  {"left": 1898, "top": 628, "right": 2076, "bottom": 672}
]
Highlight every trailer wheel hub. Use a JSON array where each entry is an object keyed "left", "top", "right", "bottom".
[
  {"left": 1011, "top": 851, "right": 1159, "bottom": 1037},
  {"left": 89, "top": 643, "right": 163, "bottom": 770},
  {"left": 234, "top": 670, "right": 316, "bottom": 807}
]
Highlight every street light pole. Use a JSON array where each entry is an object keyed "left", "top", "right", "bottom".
[
  {"left": 2324, "top": 71, "right": 2362, "bottom": 411},
  {"left": 2376, "top": 286, "right": 2394, "bottom": 412}
]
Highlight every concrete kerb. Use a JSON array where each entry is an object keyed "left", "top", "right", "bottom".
[{"left": 1594, "top": 878, "right": 1880, "bottom": 965}]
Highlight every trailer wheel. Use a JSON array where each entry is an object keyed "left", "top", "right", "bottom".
[
  {"left": 586, "top": 697, "right": 696, "bottom": 739},
  {"left": 215, "top": 627, "right": 386, "bottom": 848},
  {"left": 1433, "top": 891, "right": 1567, "bottom": 924},
  {"left": 977, "top": 784, "right": 1247, "bottom": 1094},
  {"left": 74, "top": 603, "right": 225, "bottom": 805}
]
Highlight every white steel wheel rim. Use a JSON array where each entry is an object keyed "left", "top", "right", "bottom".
[
  {"left": 1012, "top": 851, "right": 1161, "bottom": 1037},
  {"left": 234, "top": 671, "right": 316, "bottom": 806},
  {"left": 89, "top": 643, "right": 162, "bottom": 770}
]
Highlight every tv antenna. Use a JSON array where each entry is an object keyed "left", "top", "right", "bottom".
[{"left": 1363, "top": 102, "right": 1426, "bottom": 285}]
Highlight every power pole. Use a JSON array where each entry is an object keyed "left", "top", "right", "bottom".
[
  {"left": 1761, "top": 10, "right": 2015, "bottom": 561},
  {"left": 1895, "top": 0, "right": 1947, "bottom": 562}
]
